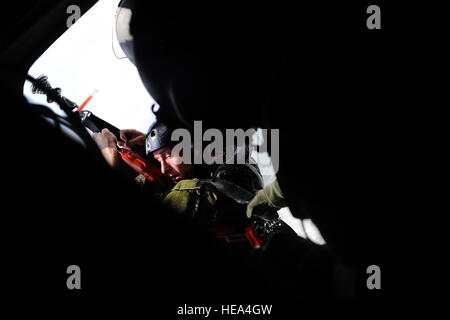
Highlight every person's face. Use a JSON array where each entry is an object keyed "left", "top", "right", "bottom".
[{"left": 153, "top": 146, "right": 193, "bottom": 182}]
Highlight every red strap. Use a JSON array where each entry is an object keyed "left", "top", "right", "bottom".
[
  {"left": 118, "top": 149, "right": 173, "bottom": 189},
  {"left": 245, "top": 226, "right": 262, "bottom": 249}
]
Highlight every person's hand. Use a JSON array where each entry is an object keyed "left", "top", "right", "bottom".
[
  {"left": 246, "top": 180, "right": 287, "bottom": 218},
  {"left": 93, "top": 128, "right": 120, "bottom": 168},
  {"left": 93, "top": 128, "right": 117, "bottom": 149},
  {"left": 119, "top": 129, "right": 146, "bottom": 156}
]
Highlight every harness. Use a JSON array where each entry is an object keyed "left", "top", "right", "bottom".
[{"left": 164, "top": 178, "right": 283, "bottom": 249}]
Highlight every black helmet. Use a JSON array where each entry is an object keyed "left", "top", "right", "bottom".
[
  {"left": 144, "top": 103, "right": 190, "bottom": 155},
  {"left": 145, "top": 118, "right": 171, "bottom": 155},
  {"left": 119, "top": 1, "right": 282, "bottom": 131}
]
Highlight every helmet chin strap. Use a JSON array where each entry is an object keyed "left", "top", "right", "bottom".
[{"left": 167, "top": 82, "right": 192, "bottom": 129}]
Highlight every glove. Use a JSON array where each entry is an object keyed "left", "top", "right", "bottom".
[{"left": 246, "top": 180, "right": 287, "bottom": 218}]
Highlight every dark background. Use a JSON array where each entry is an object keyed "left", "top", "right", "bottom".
[{"left": 0, "top": 0, "right": 444, "bottom": 315}]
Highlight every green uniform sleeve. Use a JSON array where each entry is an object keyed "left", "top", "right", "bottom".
[
  {"left": 246, "top": 180, "right": 287, "bottom": 218},
  {"left": 162, "top": 179, "right": 200, "bottom": 214}
]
